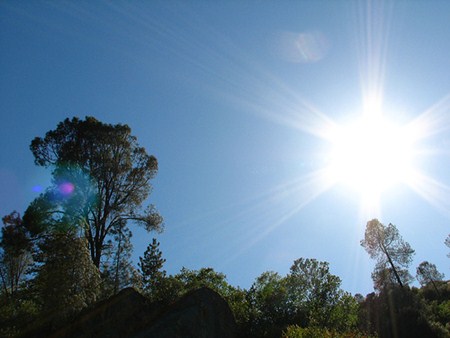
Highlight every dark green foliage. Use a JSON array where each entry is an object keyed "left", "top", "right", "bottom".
[
  {"left": 246, "top": 271, "right": 290, "bottom": 337},
  {"left": 417, "top": 281, "right": 450, "bottom": 336},
  {"left": 282, "top": 325, "right": 375, "bottom": 338},
  {"left": 154, "top": 267, "right": 236, "bottom": 304},
  {"left": 33, "top": 231, "right": 101, "bottom": 324},
  {"left": 287, "top": 258, "right": 344, "bottom": 328},
  {"left": 138, "top": 238, "right": 166, "bottom": 299},
  {"left": 243, "top": 258, "right": 360, "bottom": 338},
  {"left": 101, "top": 223, "right": 140, "bottom": 297},
  {"left": 0, "top": 211, "right": 32, "bottom": 299},
  {"left": 148, "top": 266, "right": 250, "bottom": 333},
  {"left": 26, "top": 116, "right": 163, "bottom": 268},
  {"left": 361, "top": 219, "right": 414, "bottom": 289},
  {"left": 358, "top": 286, "right": 438, "bottom": 338},
  {"left": 0, "top": 286, "right": 39, "bottom": 337},
  {"left": 416, "top": 261, "right": 445, "bottom": 294}
]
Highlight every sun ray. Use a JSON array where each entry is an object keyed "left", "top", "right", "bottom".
[
  {"left": 354, "top": 0, "right": 394, "bottom": 111},
  {"left": 405, "top": 93, "right": 450, "bottom": 141},
  {"left": 223, "top": 168, "right": 335, "bottom": 264},
  {"left": 407, "top": 169, "right": 450, "bottom": 218}
]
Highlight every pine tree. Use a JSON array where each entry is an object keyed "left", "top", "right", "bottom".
[
  {"left": 101, "top": 223, "right": 140, "bottom": 296},
  {"left": 138, "top": 238, "right": 166, "bottom": 298}
]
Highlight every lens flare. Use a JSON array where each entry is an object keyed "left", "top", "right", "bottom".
[
  {"left": 32, "top": 185, "right": 43, "bottom": 193},
  {"left": 58, "top": 182, "right": 75, "bottom": 196},
  {"left": 273, "top": 30, "right": 330, "bottom": 63}
]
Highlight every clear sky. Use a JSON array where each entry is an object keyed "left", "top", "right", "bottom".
[{"left": 1, "top": 1, "right": 449, "bottom": 296}]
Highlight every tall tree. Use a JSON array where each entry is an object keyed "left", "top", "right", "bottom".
[
  {"left": 25, "top": 116, "right": 163, "bottom": 268},
  {"left": 101, "top": 223, "right": 140, "bottom": 296},
  {"left": 361, "top": 219, "right": 414, "bottom": 289},
  {"left": 0, "top": 212, "right": 32, "bottom": 299},
  {"left": 416, "top": 261, "right": 445, "bottom": 294},
  {"left": 138, "top": 238, "right": 166, "bottom": 297}
]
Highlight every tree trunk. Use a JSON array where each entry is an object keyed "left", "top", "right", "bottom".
[{"left": 383, "top": 245, "right": 403, "bottom": 288}]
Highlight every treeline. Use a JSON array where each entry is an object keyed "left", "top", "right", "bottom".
[{"left": 0, "top": 117, "right": 449, "bottom": 337}]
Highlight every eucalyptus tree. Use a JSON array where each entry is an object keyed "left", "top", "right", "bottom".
[
  {"left": 361, "top": 219, "right": 414, "bottom": 289},
  {"left": 24, "top": 116, "right": 163, "bottom": 268}
]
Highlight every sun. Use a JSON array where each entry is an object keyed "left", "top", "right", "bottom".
[{"left": 325, "top": 104, "right": 418, "bottom": 208}]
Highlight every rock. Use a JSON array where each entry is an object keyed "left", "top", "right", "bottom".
[
  {"left": 26, "top": 287, "right": 237, "bottom": 338},
  {"left": 135, "top": 287, "right": 237, "bottom": 338}
]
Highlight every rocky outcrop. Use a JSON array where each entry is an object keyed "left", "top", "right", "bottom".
[
  {"left": 136, "top": 287, "right": 237, "bottom": 338},
  {"left": 26, "top": 287, "right": 237, "bottom": 338}
]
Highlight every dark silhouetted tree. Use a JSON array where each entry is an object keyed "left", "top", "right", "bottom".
[
  {"left": 361, "top": 219, "right": 414, "bottom": 289},
  {"left": 101, "top": 222, "right": 140, "bottom": 296},
  {"left": 0, "top": 212, "right": 32, "bottom": 299},
  {"left": 416, "top": 261, "right": 445, "bottom": 294},
  {"left": 138, "top": 238, "right": 166, "bottom": 298},
  {"left": 25, "top": 116, "right": 163, "bottom": 269},
  {"left": 358, "top": 287, "right": 437, "bottom": 338}
]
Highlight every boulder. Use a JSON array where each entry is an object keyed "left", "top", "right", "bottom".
[
  {"left": 25, "top": 287, "right": 237, "bottom": 338},
  {"left": 135, "top": 287, "right": 237, "bottom": 338}
]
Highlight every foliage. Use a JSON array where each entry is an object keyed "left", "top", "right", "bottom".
[
  {"left": 282, "top": 325, "right": 375, "bottom": 338},
  {"left": 138, "top": 238, "right": 166, "bottom": 299},
  {"left": 445, "top": 234, "right": 450, "bottom": 258},
  {"left": 0, "top": 284, "right": 39, "bottom": 338},
  {"left": 33, "top": 231, "right": 101, "bottom": 323},
  {"left": 243, "top": 258, "right": 360, "bottom": 338},
  {"left": 246, "top": 271, "right": 290, "bottom": 337},
  {"left": 287, "top": 258, "right": 344, "bottom": 328},
  {"left": 416, "top": 261, "right": 445, "bottom": 294},
  {"left": 25, "top": 116, "right": 163, "bottom": 268},
  {"left": 0, "top": 211, "right": 32, "bottom": 299},
  {"left": 357, "top": 286, "right": 437, "bottom": 338},
  {"left": 171, "top": 267, "right": 250, "bottom": 330},
  {"left": 361, "top": 219, "right": 414, "bottom": 289},
  {"left": 101, "top": 223, "right": 140, "bottom": 297},
  {"left": 149, "top": 266, "right": 250, "bottom": 331}
]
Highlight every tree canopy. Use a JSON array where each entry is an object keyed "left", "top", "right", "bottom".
[
  {"left": 25, "top": 116, "right": 163, "bottom": 268},
  {"left": 361, "top": 219, "right": 414, "bottom": 289}
]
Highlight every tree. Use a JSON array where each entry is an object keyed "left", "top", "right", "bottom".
[
  {"left": 25, "top": 116, "right": 163, "bottom": 268},
  {"left": 0, "top": 212, "right": 32, "bottom": 299},
  {"left": 246, "top": 271, "right": 289, "bottom": 338},
  {"left": 361, "top": 219, "right": 414, "bottom": 289},
  {"left": 287, "top": 258, "right": 343, "bottom": 328},
  {"left": 446, "top": 234, "right": 450, "bottom": 258},
  {"left": 138, "top": 238, "right": 166, "bottom": 297},
  {"left": 416, "top": 261, "right": 445, "bottom": 294},
  {"left": 101, "top": 223, "right": 140, "bottom": 296},
  {"left": 0, "top": 212, "right": 37, "bottom": 337},
  {"left": 33, "top": 230, "right": 101, "bottom": 323},
  {"left": 358, "top": 287, "right": 437, "bottom": 338}
]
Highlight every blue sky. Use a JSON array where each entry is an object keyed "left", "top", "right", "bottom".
[{"left": 1, "top": 1, "right": 449, "bottom": 296}]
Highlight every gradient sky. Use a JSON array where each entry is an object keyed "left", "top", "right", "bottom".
[{"left": 1, "top": 1, "right": 449, "bottom": 296}]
